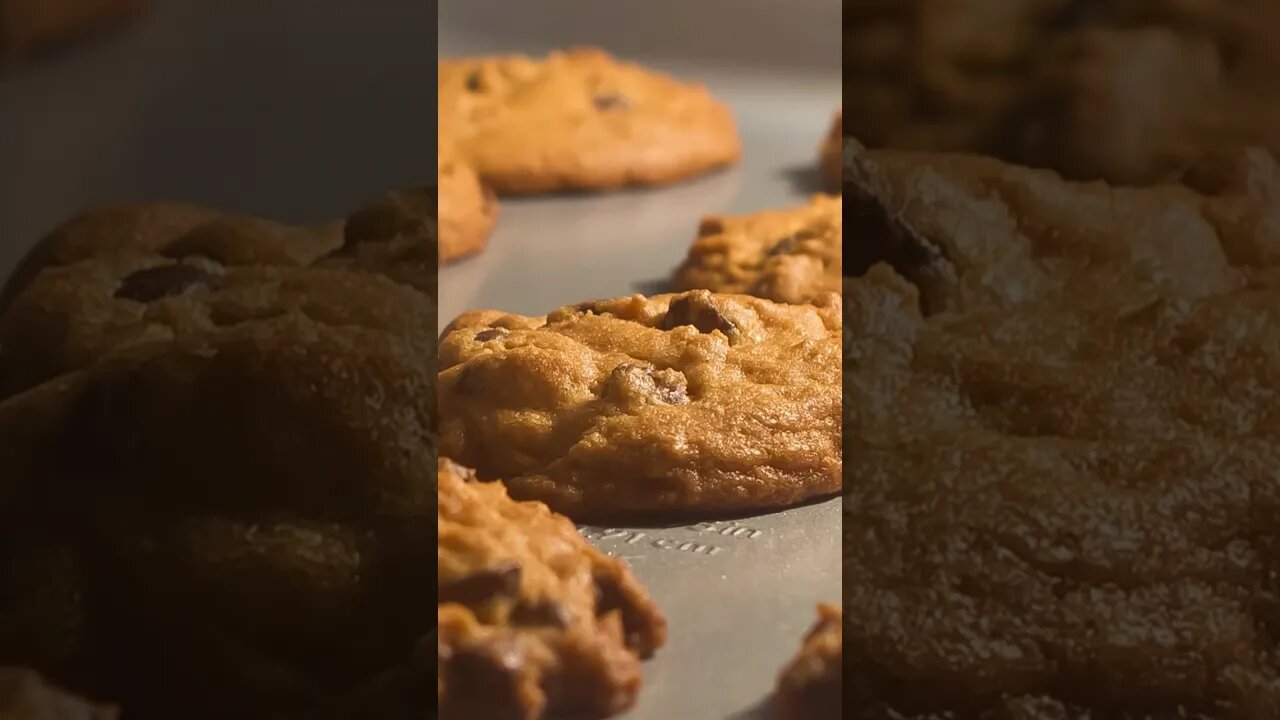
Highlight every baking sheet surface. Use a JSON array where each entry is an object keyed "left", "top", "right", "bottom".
[{"left": 437, "top": 46, "right": 842, "bottom": 718}]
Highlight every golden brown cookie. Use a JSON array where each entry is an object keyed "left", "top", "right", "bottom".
[
  {"left": 0, "top": 314, "right": 437, "bottom": 719},
  {"left": 843, "top": 143, "right": 1280, "bottom": 716},
  {"left": 0, "top": 667, "right": 118, "bottom": 719},
  {"left": 438, "top": 148, "right": 497, "bottom": 263},
  {"left": 844, "top": 0, "right": 1280, "bottom": 184},
  {"left": 673, "top": 194, "right": 841, "bottom": 305},
  {"left": 438, "top": 289, "right": 842, "bottom": 519},
  {"left": 437, "top": 458, "right": 665, "bottom": 719},
  {"left": 775, "top": 605, "right": 841, "bottom": 720},
  {"left": 0, "top": 0, "right": 144, "bottom": 58},
  {"left": 820, "top": 110, "right": 842, "bottom": 190},
  {"left": 439, "top": 48, "right": 742, "bottom": 194}
]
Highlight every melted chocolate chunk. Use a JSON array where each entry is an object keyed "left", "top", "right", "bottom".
[{"left": 661, "top": 292, "right": 738, "bottom": 339}]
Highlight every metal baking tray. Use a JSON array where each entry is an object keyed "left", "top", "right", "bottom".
[{"left": 439, "top": 5, "right": 841, "bottom": 715}]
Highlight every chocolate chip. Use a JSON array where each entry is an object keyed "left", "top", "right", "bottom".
[
  {"left": 661, "top": 292, "right": 737, "bottom": 339},
  {"left": 115, "top": 263, "right": 218, "bottom": 303},
  {"left": 606, "top": 363, "right": 689, "bottom": 406},
  {"left": 438, "top": 561, "right": 521, "bottom": 605},
  {"left": 592, "top": 93, "right": 629, "bottom": 111},
  {"left": 473, "top": 328, "right": 508, "bottom": 342},
  {"left": 510, "top": 599, "right": 571, "bottom": 629},
  {"left": 465, "top": 70, "right": 485, "bottom": 92}
]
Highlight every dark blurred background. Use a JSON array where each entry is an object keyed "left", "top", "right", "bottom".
[{"left": 0, "top": 0, "right": 437, "bottom": 278}]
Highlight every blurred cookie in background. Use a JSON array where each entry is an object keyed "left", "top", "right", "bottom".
[{"left": 843, "top": 0, "right": 1280, "bottom": 184}]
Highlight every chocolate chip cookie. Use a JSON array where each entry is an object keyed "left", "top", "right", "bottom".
[
  {"left": 776, "top": 605, "right": 841, "bottom": 720},
  {"left": 844, "top": 0, "right": 1280, "bottom": 184},
  {"left": 843, "top": 142, "right": 1280, "bottom": 716},
  {"left": 0, "top": 191, "right": 433, "bottom": 399},
  {"left": 0, "top": 667, "right": 118, "bottom": 719},
  {"left": 820, "top": 110, "right": 842, "bottom": 190},
  {"left": 439, "top": 289, "right": 842, "bottom": 519},
  {"left": 0, "top": 313, "right": 436, "bottom": 719},
  {"left": 438, "top": 458, "right": 665, "bottom": 719},
  {"left": 673, "top": 194, "right": 841, "bottom": 305},
  {"left": 439, "top": 48, "right": 742, "bottom": 194},
  {"left": 438, "top": 147, "right": 497, "bottom": 263}
]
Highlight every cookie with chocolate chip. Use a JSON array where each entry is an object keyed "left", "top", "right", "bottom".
[
  {"left": 439, "top": 48, "right": 742, "bottom": 194},
  {"left": 438, "top": 147, "right": 497, "bottom": 263},
  {"left": 0, "top": 192, "right": 434, "bottom": 399},
  {"left": 438, "top": 289, "right": 842, "bottom": 519},
  {"left": 0, "top": 667, "right": 118, "bottom": 719},
  {"left": 674, "top": 195, "right": 841, "bottom": 305},
  {"left": 776, "top": 605, "right": 841, "bottom": 720},
  {"left": 437, "top": 458, "right": 665, "bottom": 719}
]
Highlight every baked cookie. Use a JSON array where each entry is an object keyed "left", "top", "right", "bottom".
[
  {"left": 844, "top": 0, "right": 1280, "bottom": 184},
  {"left": 438, "top": 289, "right": 842, "bottom": 519},
  {"left": 820, "top": 110, "right": 842, "bottom": 190},
  {"left": 0, "top": 192, "right": 434, "bottom": 399},
  {"left": 843, "top": 143, "right": 1280, "bottom": 716},
  {"left": 0, "top": 667, "right": 117, "bottom": 719},
  {"left": 439, "top": 48, "right": 742, "bottom": 194},
  {"left": 775, "top": 605, "right": 841, "bottom": 720},
  {"left": 0, "top": 0, "right": 144, "bottom": 58},
  {"left": 438, "top": 147, "right": 497, "bottom": 263},
  {"left": 438, "top": 458, "right": 666, "bottom": 719},
  {"left": 673, "top": 194, "right": 841, "bottom": 304},
  {"left": 0, "top": 315, "right": 437, "bottom": 719}
]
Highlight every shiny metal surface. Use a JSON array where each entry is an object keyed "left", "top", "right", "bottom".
[{"left": 439, "top": 19, "right": 842, "bottom": 716}]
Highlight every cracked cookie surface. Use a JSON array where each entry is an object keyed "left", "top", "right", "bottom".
[
  {"left": 674, "top": 194, "right": 841, "bottom": 305},
  {"left": 439, "top": 289, "right": 842, "bottom": 519},
  {"left": 439, "top": 48, "right": 741, "bottom": 194},
  {"left": 843, "top": 143, "right": 1280, "bottom": 717},
  {"left": 437, "top": 458, "right": 665, "bottom": 719},
  {"left": 776, "top": 605, "right": 841, "bottom": 720}
]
